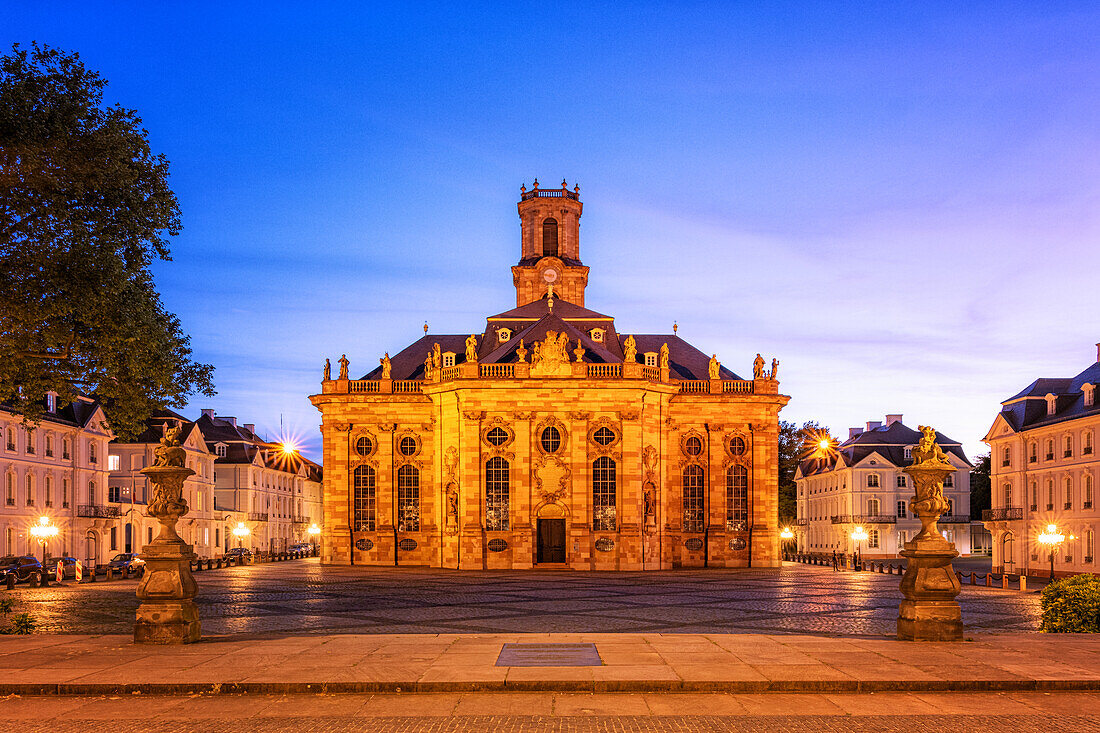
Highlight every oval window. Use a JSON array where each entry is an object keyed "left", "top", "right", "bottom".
[
  {"left": 356, "top": 436, "right": 373, "bottom": 456},
  {"left": 398, "top": 538, "right": 418, "bottom": 551},
  {"left": 593, "top": 427, "right": 615, "bottom": 446},
  {"left": 398, "top": 436, "right": 418, "bottom": 456},
  {"left": 729, "top": 437, "right": 745, "bottom": 456},
  {"left": 541, "top": 426, "right": 562, "bottom": 453},
  {"left": 487, "top": 539, "right": 508, "bottom": 552},
  {"left": 685, "top": 436, "right": 703, "bottom": 456},
  {"left": 486, "top": 427, "right": 509, "bottom": 446}
]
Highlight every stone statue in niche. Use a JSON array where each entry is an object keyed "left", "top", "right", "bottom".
[
  {"left": 447, "top": 486, "right": 459, "bottom": 526},
  {"left": 659, "top": 343, "right": 669, "bottom": 369},
  {"left": 323, "top": 358, "right": 331, "bottom": 381},
  {"left": 708, "top": 355, "right": 720, "bottom": 380},
  {"left": 338, "top": 354, "right": 349, "bottom": 380},
  {"left": 465, "top": 335, "right": 478, "bottom": 363},
  {"left": 380, "top": 353, "right": 391, "bottom": 379},
  {"left": 753, "top": 353, "right": 765, "bottom": 379},
  {"left": 623, "top": 335, "right": 637, "bottom": 362}
]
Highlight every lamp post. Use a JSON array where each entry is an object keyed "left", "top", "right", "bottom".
[
  {"left": 308, "top": 523, "right": 320, "bottom": 555},
  {"left": 780, "top": 526, "right": 794, "bottom": 559},
  {"left": 233, "top": 522, "right": 250, "bottom": 549},
  {"left": 29, "top": 516, "right": 58, "bottom": 567},
  {"left": 1037, "top": 524, "right": 1066, "bottom": 580},
  {"left": 850, "top": 526, "right": 868, "bottom": 570}
]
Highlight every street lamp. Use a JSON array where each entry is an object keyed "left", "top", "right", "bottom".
[
  {"left": 780, "top": 526, "right": 794, "bottom": 559},
  {"left": 850, "top": 525, "right": 869, "bottom": 571},
  {"left": 29, "top": 516, "right": 59, "bottom": 567},
  {"left": 1037, "top": 523, "right": 1069, "bottom": 580},
  {"left": 232, "top": 521, "right": 250, "bottom": 549},
  {"left": 308, "top": 523, "right": 320, "bottom": 554}
]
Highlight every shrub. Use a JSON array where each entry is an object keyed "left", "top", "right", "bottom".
[
  {"left": 0, "top": 596, "right": 37, "bottom": 635},
  {"left": 1041, "top": 574, "right": 1100, "bottom": 633}
]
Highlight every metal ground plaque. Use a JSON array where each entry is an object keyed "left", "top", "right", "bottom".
[{"left": 495, "top": 643, "right": 602, "bottom": 667}]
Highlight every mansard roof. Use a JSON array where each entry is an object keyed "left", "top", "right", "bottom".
[
  {"left": 1, "top": 394, "right": 108, "bottom": 432},
  {"left": 797, "top": 420, "right": 970, "bottom": 478},
  {"left": 358, "top": 294, "right": 745, "bottom": 382},
  {"left": 997, "top": 359, "right": 1100, "bottom": 432}
]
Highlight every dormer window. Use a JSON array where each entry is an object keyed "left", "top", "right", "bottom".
[
  {"left": 216, "top": 444, "right": 227, "bottom": 458},
  {"left": 1046, "top": 393, "right": 1057, "bottom": 416},
  {"left": 497, "top": 328, "right": 512, "bottom": 343},
  {"left": 644, "top": 352, "right": 657, "bottom": 367},
  {"left": 46, "top": 393, "right": 56, "bottom": 413},
  {"left": 442, "top": 352, "right": 455, "bottom": 368},
  {"left": 589, "top": 328, "right": 605, "bottom": 343},
  {"left": 903, "top": 447, "right": 912, "bottom": 460},
  {"left": 1085, "top": 383, "right": 1096, "bottom": 408}
]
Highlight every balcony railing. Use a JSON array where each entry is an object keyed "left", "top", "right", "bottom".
[
  {"left": 831, "top": 514, "right": 897, "bottom": 524},
  {"left": 77, "top": 504, "right": 121, "bottom": 518},
  {"left": 937, "top": 515, "right": 970, "bottom": 524},
  {"left": 335, "top": 371, "right": 759, "bottom": 395},
  {"left": 290, "top": 515, "right": 309, "bottom": 524},
  {"left": 794, "top": 518, "right": 809, "bottom": 525},
  {"left": 247, "top": 512, "right": 269, "bottom": 522},
  {"left": 982, "top": 507, "right": 1023, "bottom": 521},
  {"left": 521, "top": 188, "right": 579, "bottom": 201},
  {"left": 479, "top": 364, "right": 514, "bottom": 378}
]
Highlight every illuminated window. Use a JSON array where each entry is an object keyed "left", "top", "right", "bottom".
[
  {"left": 396, "top": 465, "right": 419, "bottom": 532},
  {"left": 108, "top": 455, "right": 120, "bottom": 471},
  {"left": 682, "top": 465, "right": 704, "bottom": 532},
  {"left": 868, "top": 529, "right": 879, "bottom": 549}
]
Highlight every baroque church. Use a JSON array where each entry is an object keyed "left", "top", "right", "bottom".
[{"left": 311, "top": 181, "right": 789, "bottom": 569}]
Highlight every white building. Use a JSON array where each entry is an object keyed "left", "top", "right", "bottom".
[
  {"left": 2, "top": 394, "right": 114, "bottom": 563},
  {"left": 795, "top": 415, "right": 974, "bottom": 559},
  {"left": 983, "top": 343, "right": 1100, "bottom": 577}
]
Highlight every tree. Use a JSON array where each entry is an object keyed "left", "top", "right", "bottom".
[
  {"left": 970, "top": 453, "right": 991, "bottom": 521},
  {"left": 777, "top": 419, "right": 832, "bottom": 525},
  {"left": 0, "top": 43, "right": 213, "bottom": 439}
]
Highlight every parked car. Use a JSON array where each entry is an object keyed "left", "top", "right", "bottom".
[
  {"left": 45, "top": 556, "right": 80, "bottom": 580},
  {"left": 287, "top": 542, "right": 311, "bottom": 554},
  {"left": 105, "top": 553, "right": 145, "bottom": 577},
  {"left": 224, "top": 547, "right": 252, "bottom": 560},
  {"left": 0, "top": 555, "right": 44, "bottom": 584}
]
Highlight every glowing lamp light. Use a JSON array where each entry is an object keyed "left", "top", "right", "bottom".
[
  {"left": 308, "top": 523, "right": 321, "bottom": 537},
  {"left": 30, "top": 516, "right": 59, "bottom": 540},
  {"left": 1038, "top": 524, "right": 1065, "bottom": 546},
  {"left": 232, "top": 522, "right": 250, "bottom": 539},
  {"left": 779, "top": 527, "right": 794, "bottom": 540},
  {"left": 851, "top": 526, "right": 869, "bottom": 543}
]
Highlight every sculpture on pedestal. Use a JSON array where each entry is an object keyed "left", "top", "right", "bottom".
[
  {"left": 708, "top": 355, "right": 720, "bottom": 380},
  {"left": 753, "top": 353, "right": 765, "bottom": 379},
  {"left": 623, "top": 335, "right": 637, "bottom": 363},
  {"left": 659, "top": 343, "right": 669, "bottom": 369},
  {"left": 323, "top": 358, "right": 331, "bottom": 380},
  {"left": 465, "top": 335, "right": 478, "bottom": 363},
  {"left": 380, "top": 353, "right": 391, "bottom": 379},
  {"left": 134, "top": 425, "right": 201, "bottom": 644},
  {"left": 898, "top": 425, "right": 963, "bottom": 641},
  {"left": 338, "top": 354, "right": 349, "bottom": 380}
]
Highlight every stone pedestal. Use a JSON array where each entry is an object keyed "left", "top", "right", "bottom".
[
  {"left": 135, "top": 460, "right": 201, "bottom": 644},
  {"left": 897, "top": 446, "right": 962, "bottom": 642}
]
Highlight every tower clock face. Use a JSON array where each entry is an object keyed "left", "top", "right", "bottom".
[{"left": 542, "top": 268, "right": 559, "bottom": 283}]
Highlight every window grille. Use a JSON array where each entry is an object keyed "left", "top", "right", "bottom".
[
  {"left": 593, "top": 427, "right": 615, "bottom": 446},
  {"left": 353, "top": 465, "right": 375, "bottom": 531},
  {"left": 682, "top": 465, "right": 705, "bottom": 532},
  {"left": 355, "top": 437, "right": 373, "bottom": 456},
  {"left": 684, "top": 436, "right": 703, "bottom": 456},
  {"left": 540, "top": 426, "right": 561, "bottom": 453},
  {"left": 486, "top": 427, "right": 508, "bottom": 446},
  {"left": 592, "top": 457, "right": 617, "bottom": 531},
  {"left": 729, "top": 437, "right": 746, "bottom": 456},
  {"left": 485, "top": 457, "right": 510, "bottom": 531},
  {"left": 396, "top": 465, "right": 420, "bottom": 531},
  {"left": 726, "top": 465, "right": 748, "bottom": 532}
]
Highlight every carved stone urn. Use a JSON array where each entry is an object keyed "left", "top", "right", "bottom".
[
  {"left": 134, "top": 427, "right": 201, "bottom": 644},
  {"left": 898, "top": 426, "right": 962, "bottom": 642}
]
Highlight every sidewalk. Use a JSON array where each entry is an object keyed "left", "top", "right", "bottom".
[{"left": 0, "top": 632, "right": 1097, "bottom": 695}]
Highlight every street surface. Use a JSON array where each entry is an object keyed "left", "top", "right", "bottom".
[
  {"left": 6, "top": 559, "right": 1041, "bottom": 638},
  {"left": 1, "top": 692, "right": 1098, "bottom": 732}
]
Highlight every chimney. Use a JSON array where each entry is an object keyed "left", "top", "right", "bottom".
[
  {"left": 886, "top": 414, "right": 903, "bottom": 427},
  {"left": 221, "top": 416, "right": 237, "bottom": 427},
  {"left": 244, "top": 423, "right": 255, "bottom": 435},
  {"left": 849, "top": 427, "right": 862, "bottom": 439},
  {"left": 201, "top": 408, "right": 215, "bottom": 419},
  {"left": 866, "top": 421, "right": 882, "bottom": 432},
  {"left": 1096, "top": 342, "right": 1100, "bottom": 363}
]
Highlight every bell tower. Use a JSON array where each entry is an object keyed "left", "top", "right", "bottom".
[{"left": 512, "top": 178, "right": 590, "bottom": 307}]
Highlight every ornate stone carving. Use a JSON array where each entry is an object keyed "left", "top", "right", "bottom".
[
  {"left": 534, "top": 415, "right": 569, "bottom": 456},
  {"left": 463, "top": 410, "right": 487, "bottom": 421},
  {"left": 465, "top": 335, "right": 478, "bottom": 363},
  {"left": 618, "top": 411, "right": 639, "bottom": 421},
  {"left": 659, "top": 343, "right": 669, "bottom": 369},
  {"left": 516, "top": 339, "right": 527, "bottom": 363},
  {"left": 623, "top": 334, "right": 637, "bottom": 362},
  {"left": 587, "top": 417, "right": 622, "bottom": 460},
  {"left": 338, "top": 354, "right": 349, "bottom": 380},
  {"left": 898, "top": 426, "right": 962, "bottom": 642},
  {"left": 534, "top": 454, "right": 571, "bottom": 503},
  {"left": 135, "top": 429, "right": 199, "bottom": 644},
  {"left": 481, "top": 416, "right": 515, "bottom": 460},
  {"left": 573, "top": 339, "right": 585, "bottom": 362},
  {"left": 568, "top": 411, "right": 592, "bottom": 421},
  {"left": 679, "top": 428, "right": 708, "bottom": 468},
  {"left": 394, "top": 429, "right": 422, "bottom": 466},
  {"left": 530, "top": 330, "right": 572, "bottom": 377}
]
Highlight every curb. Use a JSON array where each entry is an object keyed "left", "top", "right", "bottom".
[{"left": 0, "top": 678, "right": 1097, "bottom": 696}]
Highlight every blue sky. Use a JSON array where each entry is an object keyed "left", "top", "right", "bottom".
[{"left": 5, "top": 3, "right": 1099, "bottom": 461}]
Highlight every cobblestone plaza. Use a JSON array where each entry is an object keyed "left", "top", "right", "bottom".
[{"left": 11, "top": 560, "right": 1040, "bottom": 638}]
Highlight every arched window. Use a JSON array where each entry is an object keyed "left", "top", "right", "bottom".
[
  {"left": 353, "top": 465, "right": 375, "bottom": 531},
  {"left": 592, "top": 457, "right": 617, "bottom": 531},
  {"left": 944, "top": 498, "right": 953, "bottom": 517},
  {"left": 1064, "top": 435, "right": 1073, "bottom": 458},
  {"left": 867, "top": 473, "right": 880, "bottom": 488},
  {"left": 1045, "top": 439, "right": 1054, "bottom": 461},
  {"left": 1086, "top": 529, "right": 1095, "bottom": 563},
  {"left": 24, "top": 474, "right": 34, "bottom": 506},
  {"left": 1046, "top": 479, "right": 1055, "bottom": 509},
  {"left": 485, "top": 457, "right": 510, "bottom": 531},
  {"left": 542, "top": 217, "right": 558, "bottom": 257},
  {"left": 1002, "top": 532, "right": 1015, "bottom": 568},
  {"left": 1029, "top": 442, "right": 1037, "bottom": 463},
  {"left": 88, "top": 480, "right": 96, "bottom": 505},
  {"left": 726, "top": 465, "right": 748, "bottom": 531},
  {"left": 396, "top": 465, "right": 420, "bottom": 532},
  {"left": 1064, "top": 477, "right": 1073, "bottom": 509},
  {"left": 1030, "top": 481, "right": 1037, "bottom": 510},
  {"left": 944, "top": 473, "right": 954, "bottom": 487},
  {"left": 682, "top": 465, "right": 704, "bottom": 533},
  {"left": 45, "top": 476, "right": 52, "bottom": 507},
  {"left": 1086, "top": 432, "right": 1095, "bottom": 456},
  {"left": 867, "top": 497, "right": 880, "bottom": 516}
]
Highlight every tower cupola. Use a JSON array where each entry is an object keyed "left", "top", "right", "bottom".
[{"left": 512, "top": 178, "right": 590, "bottom": 307}]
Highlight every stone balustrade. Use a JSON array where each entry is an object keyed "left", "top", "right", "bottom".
[{"left": 328, "top": 371, "right": 761, "bottom": 395}]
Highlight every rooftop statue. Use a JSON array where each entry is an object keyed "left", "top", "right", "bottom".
[
  {"left": 708, "top": 354, "right": 720, "bottom": 380},
  {"left": 380, "top": 353, "right": 391, "bottom": 379},
  {"left": 770, "top": 358, "right": 779, "bottom": 380},
  {"left": 323, "top": 358, "right": 331, "bottom": 381},
  {"left": 465, "top": 335, "right": 478, "bottom": 363},
  {"left": 623, "top": 335, "right": 637, "bottom": 363},
  {"left": 753, "top": 353, "right": 765, "bottom": 379},
  {"left": 338, "top": 354, "right": 349, "bottom": 380},
  {"left": 659, "top": 342, "right": 669, "bottom": 369}
]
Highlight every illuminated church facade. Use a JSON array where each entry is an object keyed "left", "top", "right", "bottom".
[{"left": 311, "top": 181, "right": 789, "bottom": 569}]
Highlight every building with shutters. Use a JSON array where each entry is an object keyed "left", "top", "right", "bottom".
[{"left": 311, "top": 180, "right": 790, "bottom": 569}]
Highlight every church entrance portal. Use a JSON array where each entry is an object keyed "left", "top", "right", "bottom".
[{"left": 537, "top": 518, "right": 566, "bottom": 563}]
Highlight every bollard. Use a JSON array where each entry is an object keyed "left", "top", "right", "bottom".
[
  {"left": 105, "top": 568, "right": 113, "bottom": 582},
  {"left": 1020, "top": 575, "right": 1027, "bottom": 592},
  {"left": 970, "top": 572, "right": 976, "bottom": 585},
  {"left": 1002, "top": 574, "right": 1008, "bottom": 589},
  {"left": 39, "top": 572, "right": 48, "bottom": 587},
  {"left": 28, "top": 572, "right": 38, "bottom": 588},
  {"left": 986, "top": 573, "right": 992, "bottom": 587}
]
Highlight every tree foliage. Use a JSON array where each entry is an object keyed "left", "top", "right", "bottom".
[
  {"left": 969, "top": 452, "right": 991, "bottom": 521},
  {"left": 778, "top": 419, "right": 832, "bottom": 524},
  {"left": 0, "top": 43, "right": 213, "bottom": 439}
]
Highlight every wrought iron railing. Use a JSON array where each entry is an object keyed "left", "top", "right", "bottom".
[
  {"left": 77, "top": 504, "right": 121, "bottom": 518},
  {"left": 982, "top": 507, "right": 1023, "bottom": 521}
]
